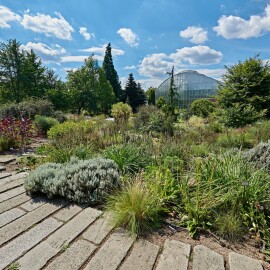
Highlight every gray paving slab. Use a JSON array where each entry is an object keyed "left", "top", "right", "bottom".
[
  {"left": 0, "top": 199, "right": 66, "bottom": 246},
  {"left": 0, "top": 166, "right": 5, "bottom": 172},
  {"left": 193, "top": 245, "right": 225, "bottom": 270},
  {"left": 20, "top": 196, "right": 48, "bottom": 211},
  {"left": 0, "top": 172, "right": 27, "bottom": 186},
  {"left": 0, "top": 208, "right": 26, "bottom": 228},
  {"left": 0, "top": 178, "right": 24, "bottom": 193},
  {"left": 0, "top": 185, "right": 25, "bottom": 202},
  {"left": 0, "top": 217, "right": 62, "bottom": 270},
  {"left": 119, "top": 239, "right": 159, "bottom": 270},
  {"left": 84, "top": 232, "right": 134, "bottom": 270},
  {"left": 45, "top": 240, "right": 96, "bottom": 270},
  {"left": 229, "top": 252, "right": 263, "bottom": 270},
  {"left": 17, "top": 241, "right": 58, "bottom": 270},
  {"left": 0, "top": 155, "right": 16, "bottom": 164},
  {"left": 0, "top": 172, "right": 12, "bottom": 179},
  {"left": 53, "top": 203, "right": 83, "bottom": 222},
  {"left": 156, "top": 239, "right": 190, "bottom": 270},
  {"left": 83, "top": 213, "right": 114, "bottom": 244},
  {"left": 0, "top": 192, "right": 31, "bottom": 214},
  {"left": 46, "top": 207, "right": 102, "bottom": 249}
]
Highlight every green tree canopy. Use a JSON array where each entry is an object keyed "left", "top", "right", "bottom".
[
  {"left": 145, "top": 87, "right": 156, "bottom": 105},
  {"left": 102, "top": 43, "right": 122, "bottom": 100}
]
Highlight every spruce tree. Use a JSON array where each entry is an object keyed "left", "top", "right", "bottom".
[
  {"left": 102, "top": 43, "right": 122, "bottom": 100},
  {"left": 124, "top": 73, "right": 146, "bottom": 112}
]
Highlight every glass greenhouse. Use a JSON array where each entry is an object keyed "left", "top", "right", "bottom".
[{"left": 156, "top": 70, "right": 220, "bottom": 108}]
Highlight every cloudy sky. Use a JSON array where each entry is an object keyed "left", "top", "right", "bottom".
[{"left": 1, "top": 0, "right": 270, "bottom": 89}]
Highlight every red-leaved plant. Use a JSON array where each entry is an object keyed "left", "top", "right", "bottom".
[{"left": 0, "top": 116, "right": 35, "bottom": 151}]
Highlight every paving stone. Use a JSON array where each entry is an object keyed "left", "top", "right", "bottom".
[
  {"left": 46, "top": 207, "right": 102, "bottom": 249},
  {"left": 0, "top": 155, "right": 16, "bottom": 164},
  {"left": 229, "top": 252, "right": 263, "bottom": 270},
  {"left": 0, "top": 172, "right": 12, "bottom": 179},
  {"left": 0, "top": 166, "right": 5, "bottom": 172},
  {"left": 0, "top": 172, "right": 27, "bottom": 186},
  {"left": 193, "top": 245, "right": 225, "bottom": 270},
  {"left": 156, "top": 239, "right": 190, "bottom": 270},
  {"left": 0, "top": 192, "right": 31, "bottom": 214},
  {"left": 119, "top": 239, "right": 159, "bottom": 270},
  {"left": 84, "top": 232, "right": 134, "bottom": 270},
  {"left": 83, "top": 213, "right": 114, "bottom": 244},
  {"left": 53, "top": 203, "right": 83, "bottom": 222},
  {"left": 0, "top": 185, "right": 25, "bottom": 203},
  {"left": 17, "top": 241, "right": 58, "bottom": 270},
  {"left": 20, "top": 196, "right": 48, "bottom": 212},
  {"left": 0, "top": 178, "right": 24, "bottom": 193},
  {"left": 45, "top": 240, "right": 96, "bottom": 270},
  {"left": 0, "top": 217, "right": 62, "bottom": 269},
  {"left": 0, "top": 199, "right": 66, "bottom": 246},
  {"left": 0, "top": 208, "right": 26, "bottom": 228}
]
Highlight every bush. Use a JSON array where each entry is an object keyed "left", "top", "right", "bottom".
[
  {"left": 111, "top": 102, "right": 132, "bottom": 125},
  {"left": 0, "top": 98, "right": 54, "bottom": 119},
  {"left": 24, "top": 157, "right": 120, "bottom": 204},
  {"left": 102, "top": 144, "right": 153, "bottom": 174},
  {"left": 34, "top": 115, "right": 59, "bottom": 135},
  {"left": 190, "top": 98, "right": 215, "bottom": 118},
  {"left": 106, "top": 178, "right": 163, "bottom": 236},
  {"left": 244, "top": 140, "right": 270, "bottom": 172},
  {"left": 0, "top": 136, "right": 16, "bottom": 152}
]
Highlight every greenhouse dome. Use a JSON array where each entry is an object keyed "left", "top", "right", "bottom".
[{"left": 156, "top": 70, "right": 220, "bottom": 108}]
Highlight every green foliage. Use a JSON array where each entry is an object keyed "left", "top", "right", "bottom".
[
  {"left": 103, "top": 144, "right": 153, "bottom": 174},
  {"left": 102, "top": 43, "right": 122, "bottom": 100},
  {"left": 215, "top": 211, "right": 245, "bottom": 242},
  {"left": 190, "top": 98, "right": 215, "bottom": 118},
  {"left": 156, "top": 96, "right": 166, "bottom": 109},
  {"left": 220, "top": 103, "right": 266, "bottom": 128},
  {"left": 0, "top": 136, "right": 16, "bottom": 152},
  {"left": 34, "top": 115, "right": 59, "bottom": 135},
  {"left": 218, "top": 56, "right": 270, "bottom": 125},
  {"left": 25, "top": 157, "right": 120, "bottom": 204},
  {"left": 106, "top": 179, "right": 163, "bottom": 236},
  {"left": 111, "top": 102, "right": 132, "bottom": 125},
  {"left": 0, "top": 98, "right": 55, "bottom": 119},
  {"left": 145, "top": 87, "right": 156, "bottom": 105}
]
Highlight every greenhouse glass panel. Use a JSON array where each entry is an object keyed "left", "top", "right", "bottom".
[{"left": 156, "top": 70, "right": 220, "bottom": 108}]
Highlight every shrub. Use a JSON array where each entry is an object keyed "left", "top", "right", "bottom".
[
  {"left": 34, "top": 115, "right": 59, "bottom": 135},
  {"left": 215, "top": 211, "right": 245, "bottom": 242},
  {"left": 190, "top": 98, "right": 215, "bottom": 118},
  {"left": 111, "top": 102, "right": 132, "bottom": 125},
  {"left": 102, "top": 144, "right": 153, "bottom": 174},
  {"left": 0, "top": 98, "right": 54, "bottom": 119},
  {"left": 245, "top": 120, "right": 270, "bottom": 145},
  {"left": 106, "top": 178, "right": 163, "bottom": 236},
  {"left": 0, "top": 136, "right": 16, "bottom": 152},
  {"left": 0, "top": 116, "right": 35, "bottom": 150},
  {"left": 244, "top": 140, "right": 270, "bottom": 172},
  {"left": 24, "top": 157, "right": 120, "bottom": 204}
]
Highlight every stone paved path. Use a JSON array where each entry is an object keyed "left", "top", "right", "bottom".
[{"left": 0, "top": 158, "right": 268, "bottom": 270}]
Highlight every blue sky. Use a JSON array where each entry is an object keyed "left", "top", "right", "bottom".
[{"left": 1, "top": 0, "right": 270, "bottom": 89}]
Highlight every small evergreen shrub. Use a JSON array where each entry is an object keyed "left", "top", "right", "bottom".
[
  {"left": 190, "top": 98, "right": 215, "bottom": 118},
  {"left": 34, "top": 115, "right": 59, "bottom": 135},
  {"left": 24, "top": 157, "right": 120, "bottom": 204},
  {"left": 244, "top": 140, "right": 270, "bottom": 172}
]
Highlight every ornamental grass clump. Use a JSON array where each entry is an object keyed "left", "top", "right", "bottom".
[{"left": 24, "top": 157, "right": 120, "bottom": 204}]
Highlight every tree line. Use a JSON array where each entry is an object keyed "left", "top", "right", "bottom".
[{"left": 0, "top": 40, "right": 149, "bottom": 114}]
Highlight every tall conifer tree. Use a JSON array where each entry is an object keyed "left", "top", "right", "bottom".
[{"left": 102, "top": 43, "right": 122, "bottom": 100}]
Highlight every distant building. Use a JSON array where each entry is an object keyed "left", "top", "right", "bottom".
[{"left": 156, "top": 70, "right": 220, "bottom": 108}]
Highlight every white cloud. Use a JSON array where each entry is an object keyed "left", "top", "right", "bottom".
[
  {"left": 21, "top": 12, "right": 74, "bottom": 40},
  {"left": 214, "top": 4, "right": 270, "bottom": 39},
  {"left": 193, "top": 68, "right": 226, "bottom": 79},
  {"left": 21, "top": 42, "right": 66, "bottom": 63},
  {"left": 80, "top": 44, "right": 124, "bottom": 57},
  {"left": 61, "top": 55, "right": 89, "bottom": 63},
  {"left": 180, "top": 26, "right": 208, "bottom": 44},
  {"left": 117, "top": 28, "right": 139, "bottom": 47},
  {"left": 79, "top": 27, "right": 94, "bottom": 40},
  {"left": 170, "top": 46, "right": 223, "bottom": 65},
  {"left": 0, "top": 6, "right": 21, "bottom": 28},
  {"left": 138, "top": 53, "right": 174, "bottom": 78},
  {"left": 124, "top": 65, "right": 136, "bottom": 70}
]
